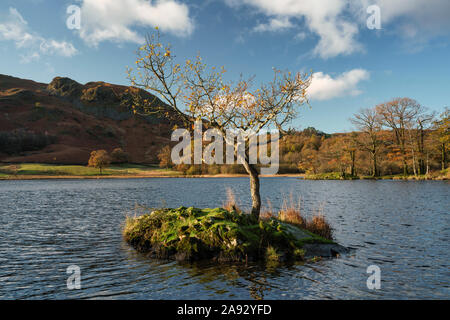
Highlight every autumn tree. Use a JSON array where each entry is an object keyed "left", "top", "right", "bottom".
[
  {"left": 88, "top": 150, "right": 111, "bottom": 175},
  {"left": 433, "top": 107, "right": 450, "bottom": 170},
  {"left": 376, "top": 98, "right": 423, "bottom": 176},
  {"left": 317, "top": 136, "right": 345, "bottom": 177},
  {"left": 342, "top": 133, "right": 358, "bottom": 177},
  {"left": 408, "top": 111, "right": 435, "bottom": 175},
  {"left": 127, "top": 30, "right": 312, "bottom": 219},
  {"left": 350, "top": 107, "right": 383, "bottom": 177}
]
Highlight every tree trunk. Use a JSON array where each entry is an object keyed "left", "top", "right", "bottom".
[
  {"left": 372, "top": 152, "right": 378, "bottom": 177},
  {"left": 350, "top": 150, "right": 356, "bottom": 176},
  {"left": 242, "top": 160, "right": 261, "bottom": 220},
  {"left": 442, "top": 143, "right": 447, "bottom": 171},
  {"left": 411, "top": 143, "right": 417, "bottom": 176},
  {"left": 417, "top": 125, "right": 425, "bottom": 175},
  {"left": 402, "top": 155, "right": 408, "bottom": 176},
  {"left": 400, "top": 141, "right": 408, "bottom": 176}
]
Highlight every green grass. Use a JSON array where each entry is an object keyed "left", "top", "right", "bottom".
[{"left": 0, "top": 163, "right": 179, "bottom": 177}]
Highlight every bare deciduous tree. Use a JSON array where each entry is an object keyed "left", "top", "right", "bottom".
[
  {"left": 376, "top": 98, "right": 423, "bottom": 176},
  {"left": 127, "top": 30, "right": 312, "bottom": 219},
  {"left": 350, "top": 108, "right": 383, "bottom": 177}
]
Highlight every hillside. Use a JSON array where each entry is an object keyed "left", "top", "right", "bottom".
[{"left": 0, "top": 74, "right": 180, "bottom": 164}]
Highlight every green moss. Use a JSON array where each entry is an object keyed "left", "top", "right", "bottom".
[{"left": 123, "top": 206, "right": 334, "bottom": 263}]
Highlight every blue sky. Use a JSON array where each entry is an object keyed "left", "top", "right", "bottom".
[{"left": 1, "top": 0, "right": 449, "bottom": 133}]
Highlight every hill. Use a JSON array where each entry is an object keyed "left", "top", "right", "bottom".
[{"left": 0, "top": 74, "right": 180, "bottom": 164}]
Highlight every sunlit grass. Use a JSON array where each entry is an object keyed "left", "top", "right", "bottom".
[{"left": 0, "top": 163, "right": 180, "bottom": 177}]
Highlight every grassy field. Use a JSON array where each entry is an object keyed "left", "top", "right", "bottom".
[{"left": 0, "top": 163, "right": 180, "bottom": 178}]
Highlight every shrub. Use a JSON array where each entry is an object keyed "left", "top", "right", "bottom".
[
  {"left": 186, "top": 165, "right": 201, "bottom": 175},
  {"left": 157, "top": 145, "right": 173, "bottom": 168},
  {"left": 111, "top": 148, "right": 129, "bottom": 164},
  {"left": 175, "top": 163, "right": 189, "bottom": 174},
  {"left": 207, "top": 165, "right": 221, "bottom": 175}
]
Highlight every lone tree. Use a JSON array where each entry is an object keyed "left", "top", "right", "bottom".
[
  {"left": 88, "top": 150, "right": 111, "bottom": 175},
  {"left": 127, "top": 30, "right": 311, "bottom": 219}
]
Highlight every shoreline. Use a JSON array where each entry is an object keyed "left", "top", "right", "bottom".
[
  {"left": 0, "top": 173, "right": 306, "bottom": 180},
  {"left": 1, "top": 173, "right": 448, "bottom": 181}
]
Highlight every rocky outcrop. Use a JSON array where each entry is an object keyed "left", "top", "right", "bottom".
[{"left": 47, "top": 77, "right": 82, "bottom": 99}]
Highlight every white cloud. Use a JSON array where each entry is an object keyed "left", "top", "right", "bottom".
[
  {"left": 225, "top": 0, "right": 362, "bottom": 59},
  {"left": 253, "top": 17, "right": 293, "bottom": 33},
  {"left": 225, "top": 0, "right": 450, "bottom": 58},
  {"left": 40, "top": 40, "right": 78, "bottom": 57},
  {"left": 0, "top": 7, "right": 77, "bottom": 62},
  {"left": 308, "top": 69, "right": 370, "bottom": 101},
  {"left": 78, "top": 0, "right": 194, "bottom": 46}
]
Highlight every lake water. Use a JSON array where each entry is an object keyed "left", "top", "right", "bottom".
[{"left": 0, "top": 178, "right": 448, "bottom": 299}]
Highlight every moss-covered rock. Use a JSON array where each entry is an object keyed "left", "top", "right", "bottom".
[{"left": 123, "top": 207, "right": 338, "bottom": 263}]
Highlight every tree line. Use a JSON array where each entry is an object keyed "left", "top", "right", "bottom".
[
  {"left": 284, "top": 99, "right": 448, "bottom": 177},
  {"left": 157, "top": 98, "right": 449, "bottom": 178}
]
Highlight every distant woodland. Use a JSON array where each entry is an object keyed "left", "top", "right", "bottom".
[{"left": 158, "top": 98, "right": 449, "bottom": 178}]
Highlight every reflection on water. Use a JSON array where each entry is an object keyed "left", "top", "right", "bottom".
[{"left": 0, "top": 178, "right": 448, "bottom": 299}]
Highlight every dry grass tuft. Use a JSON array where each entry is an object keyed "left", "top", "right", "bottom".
[
  {"left": 278, "top": 193, "right": 305, "bottom": 227},
  {"left": 305, "top": 214, "right": 333, "bottom": 240},
  {"left": 223, "top": 188, "right": 241, "bottom": 213},
  {"left": 277, "top": 194, "right": 333, "bottom": 240},
  {"left": 260, "top": 199, "right": 274, "bottom": 220}
]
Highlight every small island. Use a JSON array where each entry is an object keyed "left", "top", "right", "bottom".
[{"left": 123, "top": 206, "right": 348, "bottom": 263}]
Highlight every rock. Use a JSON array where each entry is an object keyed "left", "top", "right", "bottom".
[
  {"left": 302, "top": 243, "right": 349, "bottom": 258},
  {"left": 47, "top": 77, "right": 82, "bottom": 98},
  {"left": 81, "top": 84, "right": 121, "bottom": 104},
  {"left": 280, "top": 222, "right": 312, "bottom": 240}
]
